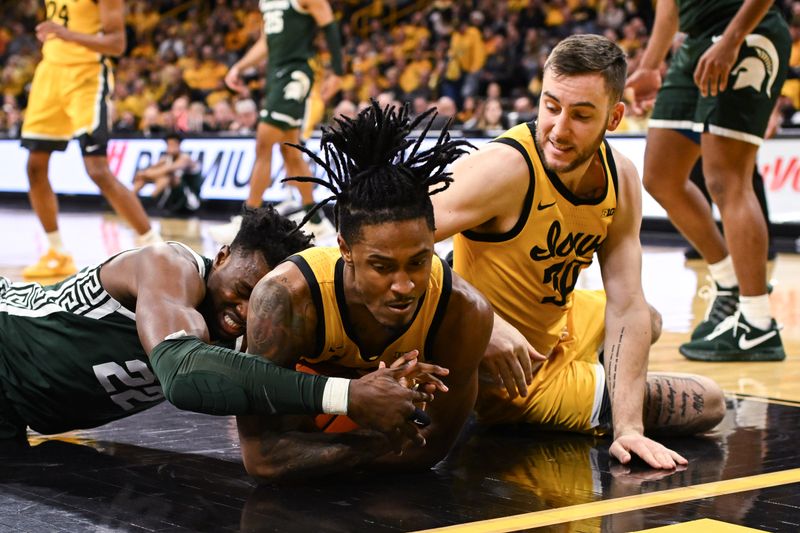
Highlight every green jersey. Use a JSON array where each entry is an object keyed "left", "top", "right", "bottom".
[
  {"left": 0, "top": 243, "right": 211, "bottom": 435},
  {"left": 677, "top": 0, "right": 781, "bottom": 38},
  {"left": 259, "top": 0, "right": 317, "bottom": 69}
]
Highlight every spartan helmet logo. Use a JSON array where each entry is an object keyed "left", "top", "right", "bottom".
[
  {"left": 283, "top": 71, "right": 311, "bottom": 101},
  {"left": 724, "top": 34, "right": 780, "bottom": 97}
]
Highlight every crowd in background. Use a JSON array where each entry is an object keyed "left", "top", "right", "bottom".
[{"left": 1, "top": 0, "right": 799, "bottom": 137}]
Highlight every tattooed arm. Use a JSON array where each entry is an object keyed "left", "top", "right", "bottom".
[
  {"left": 245, "top": 262, "right": 317, "bottom": 367},
  {"left": 598, "top": 150, "right": 687, "bottom": 470}
]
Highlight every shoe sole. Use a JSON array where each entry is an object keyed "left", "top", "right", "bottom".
[{"left": 679, "top": 345, "right": 786, "bottom": 362}]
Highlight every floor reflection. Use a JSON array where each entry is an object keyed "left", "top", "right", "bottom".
[{"left": 0, "top": 397, "right": 796, "bottom": 532}]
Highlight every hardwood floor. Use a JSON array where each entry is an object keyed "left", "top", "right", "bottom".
[{"left": 0, "top": 206, "right": 798, "bottom": 532}]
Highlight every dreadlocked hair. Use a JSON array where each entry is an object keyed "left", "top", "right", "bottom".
[
  {"left": 230, "top": 205, "right": 313, "bottom": 267},
  {"left": 283, "top": 100, "right": 472, "bottom": 244}
]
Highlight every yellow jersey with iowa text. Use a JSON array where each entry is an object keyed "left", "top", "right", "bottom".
[
  {"left": 286, "top": 247, "right": 452, "bottom": 371},
  {"left": 453, "top": 122, "right": 618, "bottom": 355},
  {"left": 42, "top": 0, "right": 103, "bottom": 64}
]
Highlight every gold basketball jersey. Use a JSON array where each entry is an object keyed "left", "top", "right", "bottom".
[
  {"left": 287, "top": 247, "right": 452, "bottom": 371},
  {"left": 453, "top": 122, "right": 618, "bottom": 355},
  {"left": 42, "top": 0, "right": 102, "bottom": 64}
]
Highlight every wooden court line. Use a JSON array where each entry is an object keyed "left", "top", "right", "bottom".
[
  {"left": 728, "top": 393, "right": 800, "bottom": 408},
  {"left": 413, "top": 468, "right": 800, "bottom": 533}
]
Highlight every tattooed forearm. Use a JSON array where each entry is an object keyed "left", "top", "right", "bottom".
[
  {"left": 606, "top": 327, "right": 624, "bottom": 403},
  {"left": 253, "top": 425, "right": 388, "bottom": 482}
]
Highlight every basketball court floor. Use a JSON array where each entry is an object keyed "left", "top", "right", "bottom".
[{"left": 0, "top": 207, "right": 798, "bottom": 532}]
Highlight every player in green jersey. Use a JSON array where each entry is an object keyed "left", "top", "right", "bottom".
[
  {"left": 210, "top": 0, "right": 344, "bottom": 244},
  {"left": 626, "top": 0, "right": 790, "bottom": 362},
  {"left": 0, "top": 207, "right": 441, "bottom": 447}
]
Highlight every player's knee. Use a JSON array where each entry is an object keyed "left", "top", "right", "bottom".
[
  {"left": 279, "top": 143, "right": 303, "bottom": 163},
  {"left": 243, "top": 457, "right": 279, "bottom": 483},
  {"left": 255, "top": 140, "right": 275, "bottom": 159},
  {"left": 649, "top": 304, "right": 662, "bottom": 344},
  {"left": 26, "top": 155, "right": 49, "bottom": 184},
  {"left": 85, "top": 163, "right": 116, "bottom": 187},
  {"left": 704, "top": 176, "right": 729, "bottom": 206},
  {"left": 641, "top": 167, "right": 678, "bottom": 201},
  {"left": 641, "top": 172, "right": 662, "bottom": 198}
]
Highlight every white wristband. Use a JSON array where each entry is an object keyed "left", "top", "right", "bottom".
[{"left": 322, "top": 377, "right": 350, "bottom": 415}]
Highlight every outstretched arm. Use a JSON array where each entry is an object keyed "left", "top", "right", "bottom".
[
  {"left": 432, "top": 139, "right": 548, "bottom": 397},
  {"left": 102, "top": 244, "right": 427, "bottom": 420},
  {"left": 431, "top": 142, "right": 529, "bottom": 241},
  {"left": 36, "top": 0, "right": 126, "bottom": 56},
  {"left": 598, "top": 151, "right": 687, "bottom": 470},
  {"left": 127, "top": 244, "right": 212, "bottom": 350}
]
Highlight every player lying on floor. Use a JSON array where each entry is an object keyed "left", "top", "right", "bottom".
[
  {"left": 0, "top": 206, "right": 441, "bottom": 450},
  {"left": 236, "top": 102, "right": 494, "bottom": 482}
]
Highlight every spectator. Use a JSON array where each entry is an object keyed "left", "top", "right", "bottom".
[
  {"left": 140, "top": 103, "right": 165, "bottom": 137},
  {"left": 3, "top": 0, "right": 798, "bottom": 138},
  {"left": 472, "top": 97, "right": 509, "bottom": 132},
  {"left": 210, "top": 99, "right": 235, "bottom": 132},
  {"left": 133, "top": 131, "right": 203, "bottom": 214},
  {"left": 508, "top": 94, "right": 536, "bottom": 124},
  {"left": 230, "top": 98, "right": 258, "bottom": 134},
  {"left": 429, "top": 95, "right": 459, "bottom": 128}
]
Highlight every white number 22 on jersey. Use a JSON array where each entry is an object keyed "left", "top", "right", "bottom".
[{"left": 93, "top": 360, "right": 164, "bottom": 411}]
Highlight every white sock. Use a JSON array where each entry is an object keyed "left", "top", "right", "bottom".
[
  {"left": 739, "top": 294, "right": 772, "bottom": 330},
  {"left": 46, "top": 231, "right": 66, "bottom": 254},
  {"left": 708, "top": 256, "right": 738, "bottom": 289},
  {"left": 136, "top": 228, "right": 162, "bottom": 246}
]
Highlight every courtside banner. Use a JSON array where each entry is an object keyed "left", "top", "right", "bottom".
[{"left": 1, "top": 136, "right": 798, "bottom": 222}]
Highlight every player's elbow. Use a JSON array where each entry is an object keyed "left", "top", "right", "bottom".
[
  {"left": 246, "top": 463, "right": 282, "bottom": 484},
  {"left": 107, "top": 35, "right": 126, "bottom": 57},
  {"left": 161, "top": 385, "right": 191, "bottom": 411},
  {"left": 242, "top": 453, "right": 287, "bottom": 483}
]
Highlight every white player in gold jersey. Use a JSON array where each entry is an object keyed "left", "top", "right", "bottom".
[{"left": 433, "top": 35, "right": 726, "bottom": 470}]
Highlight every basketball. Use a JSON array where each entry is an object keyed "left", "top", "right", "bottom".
[{"left": 296, "top": 362, "right": 360, "bottom": 433}]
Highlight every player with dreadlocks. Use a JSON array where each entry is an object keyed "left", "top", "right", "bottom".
[{"left": 235, "top": 101, "right": 493, "bottom": 482}]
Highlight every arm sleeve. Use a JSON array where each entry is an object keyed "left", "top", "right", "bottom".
[
  {"left": 150, "top": 336, "right": 331, "bottom": 416},
  {"left": 321, "top": 21, "right": 344, "bottom": 76}
]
